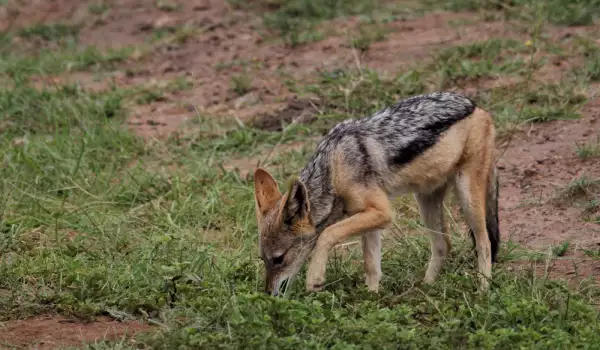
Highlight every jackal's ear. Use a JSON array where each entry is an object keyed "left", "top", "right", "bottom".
[
  {"left": 254, "top": 168, "right": 281, "bottom": 215},
  {"left": 281, "top": 178, "right": 310, "bottom": 226}
]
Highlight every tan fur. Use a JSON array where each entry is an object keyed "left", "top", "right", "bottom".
[
  {"left": 254, "top": 169, "right": 281, "bottom": 218},
  {"left": 255, "top": 107, "right": 498, "bottom": 294},
  {"left": 306, "top": 184, "right": 392, "bottom": 291}
]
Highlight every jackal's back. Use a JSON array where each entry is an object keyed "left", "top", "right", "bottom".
[
  {"left": 301, "top": 91, "right": 475, "bottom": 177},
  {"left": 334, "top": 91, "right": 475, "bottom": 165},
  {"left": 298, "top": 92, "right": 477, "bottom": 224}
]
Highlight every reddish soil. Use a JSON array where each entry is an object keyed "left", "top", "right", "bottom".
[
  {"left": 4, "top": 0, "right": 545, "bottom": 138},
  {"left": 497, "top": 95, "right": 600, "bottom": 251},
  {"left": 497, "top": 92, "right": 600, "bottom": 287},
  {"left": 0, "top": 315, "right": 151, "bottom": 349}
]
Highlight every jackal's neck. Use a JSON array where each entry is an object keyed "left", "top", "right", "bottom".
[{"left": 299, "top": 153, "right": 342, "bottom": 234}]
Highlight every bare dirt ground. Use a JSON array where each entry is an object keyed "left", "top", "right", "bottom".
[
  {"left": 0, "top": 314, "right": 150, "bottom": 349},
  {"left": 499, "top": 93, "right": 600, "bottom": 285},
  {"left": 2, "top": 0, "right": 600, "bottom": 347}
]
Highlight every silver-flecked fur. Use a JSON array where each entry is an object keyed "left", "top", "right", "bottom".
[{"left": 300, "top": 91, "right": 476, "bottom": 232}]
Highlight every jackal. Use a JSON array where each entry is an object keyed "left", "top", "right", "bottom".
[{"left": 253, "top": 91, "right": 499, "bottom": 296}]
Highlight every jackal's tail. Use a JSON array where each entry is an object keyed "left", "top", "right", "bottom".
[
  {"left": 468, "top": 165, "right": 500, "bottom": 263},
  {"left": 486, "top": 166, "right": 500, "bottom": 263}
]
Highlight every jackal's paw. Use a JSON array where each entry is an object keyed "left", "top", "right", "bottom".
[
  {"left": 423, "top": 275, "right": 437, "bottom": 285},
  {"left": 306, "top": 275, "right": 325, "bottom": 292},
  {"left": 423, "top": 268, "right": 440, "bottom": 285},
  {"left": 366, "top": 284, "right": 379, "bottom": 293},
  {"left": 365, "top": 275, "right": 381, "bottom": 292},
  {"left": 478, "top": 277, "right": 490, "bottom": 293},
  {"left": 306, "top": 282, "right": 324, "bottom": 292}
]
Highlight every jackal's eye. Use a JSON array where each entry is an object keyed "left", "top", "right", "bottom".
[{"left": 272, "top": 254, "right": 284, "bottom": 266}]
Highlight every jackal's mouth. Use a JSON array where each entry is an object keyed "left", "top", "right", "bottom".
[
  {"left": 268, "top": 275, "right": 295, "bottom": 297},
  {"left": 279, "top": 278, "right": 289, "bottom": 294}
]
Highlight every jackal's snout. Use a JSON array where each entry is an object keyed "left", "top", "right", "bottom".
[{"left": 264, "top": 270, "right": 288, "bottom": 296}]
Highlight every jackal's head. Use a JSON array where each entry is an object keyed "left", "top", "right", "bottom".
[{"left": 253, "top": 168, "right": 316, "bottom": 296}]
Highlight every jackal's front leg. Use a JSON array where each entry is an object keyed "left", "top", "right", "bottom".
[
  {"left": 306, "top": 187, "right": 392, "bottom": 292},
  {"left": 362, "top": 229, "right": 382, "bottom": 292}
]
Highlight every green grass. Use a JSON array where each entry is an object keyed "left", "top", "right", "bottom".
[
  {"left": 2, "top": 67, "right": 600, "bottom": 348},
  {"left": 430, "top": 39, "right": 532, "bottom": 89},
  {"left": 3, "top": 1, "right": 600, "bottom": 348},
  {"left": 349, "top": 22, "right": 388, "bottom": 52},
  {"left": 155, "top": 0, "right": 181, "bottom": 12},
  {"left": 231, "top": 0, "right": 381, "bottom": 47},
  {"left": 551, "top": 241, "right": 570, "bottom": 257},
  {"left": 230, "top": 73, "right": 254, "bottom": 96},
  {"left": 426, "top": 0, "right": 600, "bottom": 26},
  {"left": 297, "top": 36, "right": 586, "bottom": 136},
  {"left": 559, "top": 175, "right": 600, "bottom": 200},
  {"left": 582, "top": 55, "right": 600, "bottom": 81},
  {"left": 0, "top": 45, "right": 134, "bottom": 77},
  {"left": 472, "top": 79, "right": 588, "bottom": 134},
  {"left": 18, "top": 23, "right": 80, "bottom": 42},
  {"left": 241, "top": 0, "right": 600, "bottom": 47},
  {"left": 88, "top": 2, "right": 110, "bottom": 15},
  {"left": 136, "top": 88, "right": 167, "bottom": 105},
  {"left": 575, "top": 135, "right": 600, "bottom": 159}
]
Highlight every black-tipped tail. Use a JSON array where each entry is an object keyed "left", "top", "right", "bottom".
[
  {"left": 486, "top": 167, "right": 500, "bottom": 263},
  {"left": 469, "top": 166, "right": 500, "bottom": 263}
]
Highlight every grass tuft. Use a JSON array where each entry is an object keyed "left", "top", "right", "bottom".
[
  {"left": 555, "top": 175, "right": 600, "bottom": 203},
  {"left": 426, "top": 0, "right": 600, "bottom": 26},
  {"left": 18, "top": 23, "right": 80, "bottom": 42},
  {"left": 575, "top": 135, "right": 600, "bottom": 160},
  {"left": 232, "top": 0, "right": 379, "bottom": 47}
]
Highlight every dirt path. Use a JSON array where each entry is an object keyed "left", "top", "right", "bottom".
[{"left": 0, "top": 315, "right": 151, "bottom": 349}]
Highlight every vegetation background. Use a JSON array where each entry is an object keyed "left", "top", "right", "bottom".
[{"left": 0, "top": 0, "right": 600, "bottom": 348}]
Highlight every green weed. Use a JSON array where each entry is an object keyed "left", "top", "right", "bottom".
[
  {"left": 556, "top": 175, "right": 600, "bottom": 202},
  {"left": 168, "top": 76, "right": 193, "bottom": 92},
  {"left": 18, "top": 23, "right": 80, "bottom": 42},
  {"left": 350, "top": 23, "right": 387, "bottom": 52},
  {"left": 88, "top": 2, "right": 110, "bottom": 15},
  {"left": 156, "top": 0, "right": 180, "bottom": 12},
  {"left": 129, "top": 234, "right": 600, "bottom": 349},
  {"left": 475, "top": 80, "right": 587, "bottom": 134},
  {"left": 307, "top": 68, "right": 426, "bottom": 119},
  {"left": 427, "top": 0, "right": 600, "bottom": 26},
  {"left": 431, "top": 39, "right": 531, "bottom": 88},
  {"left": 0, "top": 46, "right": 133, "bottom": 77},
  {"left": 231, "top": 73, "right": 253, "bottom": 96},
  {"left": 582, "top": 55, "right": 600, "bottom": 81},
  {"left": 245, "top": 0, "right": 379, "bottom": 46},
  {"left": 136, "top": 89, "right": 166, "bottom": 105},
  {"left": 151, "top": 25, "right": 197, "bottom": 45},
  {"left": 551, "top": 241, "right": 570, "bottom": 257},
  {"left": 151, "top": 27, "right": 177, "bottom": 42},
  {"left": 575, "top": 135, "right": 600, "bottom": 159}
]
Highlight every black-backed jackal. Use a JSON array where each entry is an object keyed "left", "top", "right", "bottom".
[{"left": 253, "top": 92, "right": 500, "bottom": 296}]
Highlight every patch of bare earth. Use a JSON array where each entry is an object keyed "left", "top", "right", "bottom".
[
  {"left": 0, "top": 315, "right": 151, "bottom": 349},
  {"left": 497, "top": 92, "right": 600, "bottom": 286},
  {"left": 6, "top": 0, "right": 545, "bottom": 138},
  {"left": 121, "top": 10, "right": 533, "bottom": 138}
]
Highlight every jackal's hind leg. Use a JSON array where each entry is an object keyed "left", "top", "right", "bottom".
[
  {"left": 415, "top": 185, "right": 450, "bottom": 284},
  {"left": 455, "top": 173, "right": 492, "bottom": 291}
]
